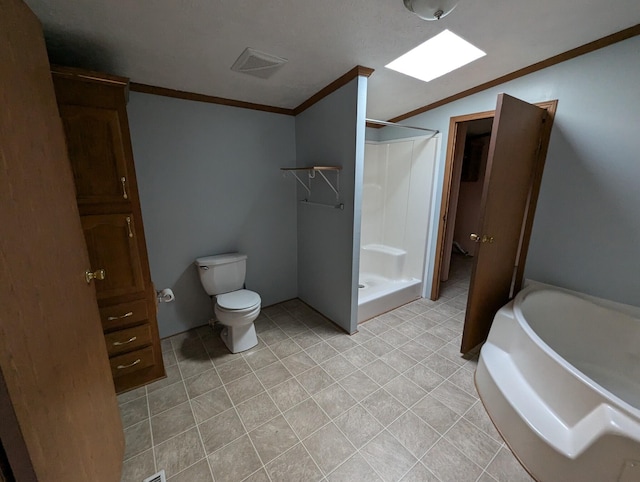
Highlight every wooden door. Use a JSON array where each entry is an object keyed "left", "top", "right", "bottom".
[
  {"left": 59, "top": 104, "right": 131, "bottom": 206},
  {"left": 460, "top": 94, "right": 546, "bottom": 353},
  {"left": 0, "top": 1, "right": 124, "bottom": 480},
  {"left": 82, "top": 213, "right": 146, "bottom": 300}
]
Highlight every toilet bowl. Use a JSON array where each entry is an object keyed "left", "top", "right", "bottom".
[
  {"left": 214, "top": 289, "right": 261, "bottom": 353},
  {"left": 195, "top": 252, "right": 262, "bottom": 353}
]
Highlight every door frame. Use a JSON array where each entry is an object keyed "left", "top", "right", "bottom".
[{"left": 430, "top": 99, "right": 558, "bottom": 300}]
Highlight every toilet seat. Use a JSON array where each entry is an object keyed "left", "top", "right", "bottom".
[{"left": 216, "top": 289, "right": 261, "bottom": 311}]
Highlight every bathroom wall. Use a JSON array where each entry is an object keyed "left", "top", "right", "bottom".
[
  {"left": 379, "top": 35, "right": 640, "bottom": 306},
  {"left": 295, "top": 76, "right": 368, "bottom": 334},
  {"left": 128, "top": 93, "right": 298, "bottom": 337}
]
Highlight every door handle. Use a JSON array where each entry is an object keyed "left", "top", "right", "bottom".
[
  {"left": 85, "top": 268, "right": 106, "bottom": 283},
  {"left": 470, "top": 233, "right": 494, "bottom": 243}
]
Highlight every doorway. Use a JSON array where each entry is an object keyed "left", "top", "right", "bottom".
[{"left": 431, "top": 95, "right": 558, "bottom": 354}]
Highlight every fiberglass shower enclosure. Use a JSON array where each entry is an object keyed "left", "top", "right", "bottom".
[{"left": 358, "top": 135, "right": 438, "bottom": 322}]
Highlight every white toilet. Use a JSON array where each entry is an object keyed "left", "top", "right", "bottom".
[{"left": 195, "top": 253, "right": 261, "bottom": 353}]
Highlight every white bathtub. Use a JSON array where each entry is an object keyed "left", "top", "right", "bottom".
[
  {"left": 358, "top": 244, "right": 421, "bottom": 323},
  {"left": 476, "top": 283, "right": 640, "bottom": 481}
]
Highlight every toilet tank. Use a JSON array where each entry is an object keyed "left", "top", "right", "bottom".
[{"left": 195, "top": 253, "right": 247, "bottom": 295}]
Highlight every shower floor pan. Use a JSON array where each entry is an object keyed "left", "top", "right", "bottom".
[{"left": 357, "top": 273, "right": 421, "bottom": 323}]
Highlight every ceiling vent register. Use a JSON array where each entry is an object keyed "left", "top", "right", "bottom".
[{"left": 231, "top": 47, "right": 288, "bottom": 79}]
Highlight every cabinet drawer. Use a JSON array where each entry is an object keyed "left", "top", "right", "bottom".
[
  {"left": 100, "top": 299, "right": 148, "bottom": 331},
  {"left": 110, "top": 346, "right": 155, "bottom": 379},
  {"left": 104, "top": 324, "right": 151, "bottom": 356}
]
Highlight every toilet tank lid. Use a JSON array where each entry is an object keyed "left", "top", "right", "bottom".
[
  {"left": 217, "top": 290, "right": 261, "bottom": 310},
  {"left": 195, "top": 253, "right": 247, "bottom": 267}
]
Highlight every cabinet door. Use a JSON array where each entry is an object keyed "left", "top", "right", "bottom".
[
  {"left": 59, "top": 104, "right": 131, "bottom": 206},
  {"left": 81, "top": 213, "right": 145, "bottom": 300}
]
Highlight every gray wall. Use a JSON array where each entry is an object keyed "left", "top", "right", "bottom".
[
  {"left": 128, "top": 93, "right": 298, "bottom": 337},
  {"left": 379, "top": 35, "right": 640, "bottom": 306},
  {"left": 295, "top": 77, "right": 368, "bottom": 333}
]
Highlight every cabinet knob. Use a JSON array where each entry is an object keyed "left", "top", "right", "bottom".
[{"left": 85, "top": 268, "right": 106, "bottom": 284}]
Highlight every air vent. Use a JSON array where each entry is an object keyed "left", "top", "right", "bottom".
[
  {"left": 231, "top": 47, "right": 287, "bottom": 79},
  {"left": 143, "top": 470, "right": 166, "bottom": 482}
]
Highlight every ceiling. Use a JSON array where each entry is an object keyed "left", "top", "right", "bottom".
[{"left": 25, "top": 0, "right": 640, "bottom": 120}]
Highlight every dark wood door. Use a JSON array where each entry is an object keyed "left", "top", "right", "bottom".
[
  {"left": 82, "top": 213, "right": 146, "bottom": 300},
  {"left": 461, "top": 94, "right": 546, "bottom": 353},
  {"left": 0, "top": 0, "right": 124, "bottom": 480}
]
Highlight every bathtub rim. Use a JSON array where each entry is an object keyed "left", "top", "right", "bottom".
[{"left": 514, "top": 280, "right": 640, "bottom": 420}]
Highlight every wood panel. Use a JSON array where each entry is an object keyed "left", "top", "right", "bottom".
[{"left": 0, "top": 0, "right": 124, "bottom": 479}]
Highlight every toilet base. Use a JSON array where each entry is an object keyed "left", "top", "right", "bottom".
[{"left": 220, "top": 323, "right": 258, "bottom": 353}]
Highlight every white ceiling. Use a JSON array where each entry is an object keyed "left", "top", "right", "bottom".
[{"left": 25, "top": 0, "right": 640, "bottom": 120}]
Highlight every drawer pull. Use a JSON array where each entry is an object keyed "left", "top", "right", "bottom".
[
  {"left": 121, "top": 176, "right": 128, "bottom": 200},
  {"left": 107, "top": 311, "right": 133, "bottom": 321},
  {"left": 125, "top": 216, "right": 134, "bottom": 238},
  {"left": 113, "top": 336, "right": 137, "bottom": 346},
  {"left": 117, "top": 359, "right": 141, "bottom": 369}
]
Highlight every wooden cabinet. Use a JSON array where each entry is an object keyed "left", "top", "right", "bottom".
[{"left": 52, "top": 66, "right": 165, "bottom": 393}]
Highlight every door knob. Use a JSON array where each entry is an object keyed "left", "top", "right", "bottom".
[
  {"left": 470, "top": 233, "right": 494, "bottom": 243},
  {"left": 85, "top": 268, "right": 106, "bottom": 284}
]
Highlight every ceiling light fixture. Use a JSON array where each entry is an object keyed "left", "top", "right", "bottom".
[{"left": 403, "top": 0, "right": 458, "bottom": 20}]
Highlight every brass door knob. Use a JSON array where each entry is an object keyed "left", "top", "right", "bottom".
[
  {"left": 470, "top": 233, "right": 495, "bottom": 244},
  {"left": 85, "top": 268, "right": 106, "bottom": 284}
]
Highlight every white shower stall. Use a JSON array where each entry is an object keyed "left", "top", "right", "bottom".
[{"left": 358, "top": 135, "right": 438, "bottom": 322}]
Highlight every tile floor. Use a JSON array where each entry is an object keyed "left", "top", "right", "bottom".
[{"left": 118, "top": 255, "right": 533, "bottom": 482}]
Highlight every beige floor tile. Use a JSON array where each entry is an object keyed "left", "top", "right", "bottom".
[
  {"left": 208, "top": 435, "right": 262, "bottom": 482},
  {"left": 361, "top": 430, "right": 418, "bottom": 482},
  {"left": 178, "top": 354, "right": 214, "bottom": 379},
  {"left": 236, "top": 392, "right": 280, "bottom": 432},
  {"left": 444, "top": 418, "right": 501, "bottom": 469},
  {"left": 313, "top": 383, "right": 357, "bottom": 419},
  {"left": 184, "top": 368, "right": 223, "bottom": 398},
  {"left": 388, "top": 411, "right": 440, "bottom": 459},
  {"left": 267, "top": 377, "right": 309, "bottom": 412},
  {"left": 349, "top": 326, "right": 376, "bottom": 344},
  {"left": 448, "top": 366, "right": 478, "bottom": 397},
  {"left": 403, "top": 364, "right": 444, "bottom": 393},
  {"left": 335, "top": 405, "right": 384, "bottom": 449},
  {"left": 249, "top": 415, "right": 299, "bottom": 464},
  {"left": 199, "top": 407, "right": 245, "bottom": 454},
  {"left": 383, "top": 329, "right": 411, "bottom": 348},
  {"left": 280, "top": 351, "right": 317, "bottom": 375},
  {"left": 430, "top": 380, "right": 476, "bottom": 415},
  {"left": 292, "top": 330, "right": 323, "bottom": 349},
  {"left": 242, "top": 468, "right": 271, "bottom": 482},
  {"left": 327, "top": 453, "right": 383, "bottom": 482},
  {"left": 167, "top": 459, "right": 213, "bottom": 482},
  {"left": 361, "top": 359, "right": 400, "bottom": 386},
  {"left": 155, "top": 427, "right": 205, "bottom": 478},
  {"left": 243, "top": 346, "right": 278, "bottom": 370},
  {"left": 399, "top": 462, "right": 440, "bottom": 482},
  {"left": 414, "top": 332, "right": 448, "bottom": 352},
  {"left": 254, "top": 360, "right": 292, "bottom": 389},
  {"left": 325, "top": 334, "right": 358, "bottom": 353},
  {"left": 360, "top": 317, "right": 392, "bottom": 336},
  {"left": 477, "top": 472, "right": 500, "bottom": 482},
  {"left": 217, "top": 358, "right": 253, "bottom": 384},
  {"left": 394, "top": 321, "right": 427, "bottom": 339},
  {"left": 464, "top": 401, "right": 502, "bottom": 442},
  {"left": 284, "top": 398, "right": 330, "bottom": 439},
  {"left": 380, "top": 349, "right": 418, "bottom": 373},
  {"left": 225, "top": 373, "right": 265, "bottom": 405},
  {"left": 259, "top": 327, "right": 289, "bottom": 346},
  {"left": 485, "top": 447, "right": 534, "bottom": 482},
  {"left": 361, "top": 389, "right": 407, "bottom": 426},
  {"left": 124, "top": 420, "right": 152, "bottom": 460},
  {"left": 266, "top": 443, "right": 323, "bottom": 482},
  {"left": 306, "top": 341, "right": 340, "bottom": 364},
  {"left": 117, "top": 386, "right": 146, "bottom": 405},
  {"left": 398, "top": 340, "right": 433, "bottom": 362},
  {"left": 361, "top": 337, "right": 395, "bottom": 357},
  {"left": 422, "top": 438, "right": 483, "bottom": 482},
  {"left": 119, "top": 396, "right": 149, "bottom": 428},
  {"left": 424, "top": 353, "right": 460, "bottom": 378},
  {"left": 338, "top": 370, "right": 380, "bottom": 401},
  {"left": 296, "top": 366, "right": 335, "bottom": 395},
  {"left": 191, "top": 386, "right": 233, "bottom": 423},
  {"left": 303, "top": 422, "right": 356, "bottom": 474},
  {"left": 269, "top": 338, "right": 302, "bottom": 359},
  {"left": 148, "top": 382, "right": 188, "bottom": 416},
  {"left": 411, "top": 394, "right": 460, "bottom": 434},
  {"left": 120, "top": 449, "right": 155, "bottom": 482},
  {"left": 150, "top": 401, "right": 195, "bottom": 445},
  {"left": 147, "top": 364, "right": 183, "bottom": 394},
  {"left": 341, "top": 345, "right": 378, "bottom": 366},
  {"left": 320, "top": 355, "right": 357, "bottom": 381},
  {"left": 436, "top": 342, "right": 467, "bottom": 367},
  {"left": 383, "top": 375, "right": 427, "bottom": 408}
]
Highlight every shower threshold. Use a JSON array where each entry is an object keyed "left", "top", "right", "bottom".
[{"left": 357, "top": 274, "right": 421, "bottom": 323}]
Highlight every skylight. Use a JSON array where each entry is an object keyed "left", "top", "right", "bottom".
[{"left": 385, "top": 30, "right": 486, "bottom": 83}]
